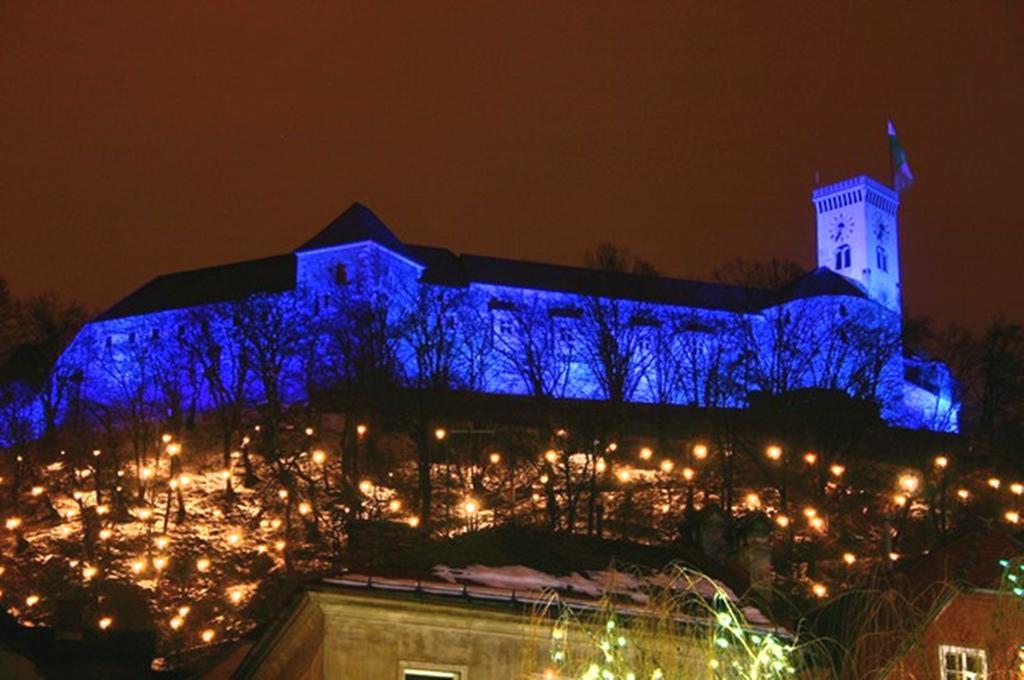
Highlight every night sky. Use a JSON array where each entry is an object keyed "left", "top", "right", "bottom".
[{"left": 2, "top": 3, "right": 1021, "bottom": 328}]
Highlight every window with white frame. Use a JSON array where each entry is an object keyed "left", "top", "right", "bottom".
[
  {"left": 939, "top": 645, "right": 987, "bottom": 679},
  {"left": 398, "top": 661, "right": 466, "bottom": 680}
]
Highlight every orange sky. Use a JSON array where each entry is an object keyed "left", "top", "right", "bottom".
[{"left": 1, "top": 3, "right": 1021, "bottom": 327}]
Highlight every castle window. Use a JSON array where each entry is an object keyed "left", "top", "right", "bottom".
[
  {"left": 835, "top": 245, "right": 851, "bottom": 270},
  {"left": 876, "top": 246, "right": 888, "bottom": 272},
  {"left": 939, "top": 645, "right": 986, "bottom": 679},
  {"left": 334, "top": 264, "right": 348, "bottom": 285}
]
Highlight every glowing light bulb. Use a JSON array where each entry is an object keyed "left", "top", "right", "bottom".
[
  {"left": 312, "top": 450, "right": 326, "bottom": 464},
  {"left": 659, "top": 459, "right": 674, "bottom": 473},
  {"left": 82, "top": 565, "right": 97, "bottom": 580},
  {"left": 544, "top": 449, "right": 558, "bottom": 464},
  {"left": 356, "top": 424, "right": 368, "bottom": 437},
  {"left": 830, "top": 464, "right": 846, "bottom": 477},
  {"left": 811, "top": 583, "right": 828, "bottom": 598},
  {"left": 596, "top": 459, "right": 607, "bottom": 473},
  {"left": 775, "top": 515, "right": 790, "bottom": 528},
  {"left": 178, "top": 606, "right": 190, "bottom": 617},
  {"left": 99, "top": 528, "right": 112, "bottom": 540},
  {"left": 278, "top": 489, "right": 289, "bottom": 500},
  {"left": 809, "top": 516, "right": 825, "bottom": 531},
  {"left": 803, "top": 452, "right": 818, "bottom": 465},
  {"left": 639, "top": 447, "right": 653, "bottom": 461},
  {"left": 407, "top": 516, "right": 420, "bottom": 528},
  {"left": 6, "top": 517, "right": 22, "bottom": 530},
  {"left": 989, "top": 477, "right": 1002, "bottom": 489},
  {"left": 274, "top": 540, "right": 286, "bottom": 551},
  {"left": 803, "top": 506, "right": 818, "bottom": 519},
  {"left": 196, "top": 557, "right": 211, "bottom": 572},
  {"left": 934, "top": 455, "right": 948, "bottom": 468},
  {"left": 607, "top": 442, "right": 618, "bottom": 452},
  {"left": 893, "top": 494, "right": 908, "bottom": 507},
  {"left": 745, "top": 493, "right": 761, "bottom": 509},
  {"left": 166, "top": 443, "right": 181, "bottom": 456},
  {"left": 765, "top": 445, "right": 782, "bottom": 461},
  {"left": 464, "top": 499, "right": 478, "bottom": 515},
  {"left": 153, "top": 556, "right": 168, "bottom": 571},
  {"left": 842, "top": 552, "right": 856, "bottom": 565},
  {"left": 1012, "top": 483, "right": 1024, "bottom": 496},
  {"left": 489, "top": 452, "right": 501, "bottom": 464},
  {"left": 201, "top": 629, "right": 215, "bottom": 643},
  {"left": 388, "top": 499, "right": 401, "bottom": 512},
  {"left": 96, "top": 504, "right": 109, "bottom": 515},
  {"left": 227, "top": 531, "right": 241, "bottom": 545},
  {"left": 434, "top": 428, "right": 447, "bottom": 441},
  {"left": 229, "top": 589, "right": 243, "bottom": 604},
  {"left": 140, "top": 466, "right": 154, "bottom": 480},
  {"left": 358, "top": 480, "right": 374, "bottom": 495},
  {"left": 298, "top": 502, "right": 311, "bottom": 515},
  {"left": 170, "top": 616, "right": 183, "bottom": 630},
  {"left": 682, "top": 467, "right": 695, "bottom": 481},
  {"left": 692, "top": 444, "right": 708, "bottom": 460},
  {"left": 1007, "top": 511, "right": 1021, "bottom": 524},
  {"left": 957, "top": 488, "right": 970, "bottom": 500},
  {"left": 98, "top": 616, "right": 113, "bottom": 630},
  {"left": 26, "top": 595, "right": 40, "bottom": 607},
  {"left": 304, "top": 427, "right": 314, "bottom": 436},
  {"left": 899, "top": 474, "right": 919, "bottom": 494},
  {"left": 154, "top": 535, "right": 169, "bottom": 550},
  {"left": 30, "top": 486, "right": 44, "bottom": 496},
  {"left": 137, "top": 508, "right": 152, "bottom": 521},
  {"left": 162, "top": 434, "right": 172, "bottom": 444},
  {"left": 616, "top": 469, "right": 631, "bottom": 483}
]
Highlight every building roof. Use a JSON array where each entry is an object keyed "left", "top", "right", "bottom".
[
  {"left": 95, "top": 255, "right": 295, "bottom": 322},
  {"left": 775, "top": 267, "right": 868, "bottom": 303},
  {"left": 93, "top": 203, "right": 872, "bottom": 323},
  {"left": 295, "top": 202, "right": 414, "bottom": 260}
]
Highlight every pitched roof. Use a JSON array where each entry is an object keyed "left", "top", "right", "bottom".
[
  {"left": 295, "top": 202, "right": 413, "bottom": 260},
  {"left": 93, "top": 205, "right": 875, "bottom": 323},
  {"left": 408, "top": 245, "right": 777, "bottom": 312},
  {"left": 95, "top": 255, "right": 295, "bottom": 322},
  {"left": 775, "top": 267, "right": 868, "bottom": 303}
]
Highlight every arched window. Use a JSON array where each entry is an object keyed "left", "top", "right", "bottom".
[
  {"left": 835, "top": 244, "right": 851, "bottom": 270},
  {"left": 876, "top": 246, "right": 888, "bottom": 272}
]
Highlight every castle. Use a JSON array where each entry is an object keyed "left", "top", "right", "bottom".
[{"left": 44, "top": 174, "right": 958, "bottom": 435}]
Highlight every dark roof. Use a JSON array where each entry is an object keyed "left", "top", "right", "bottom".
[
  {"left": 897, "top": 522, "right": 1021, "bottom": 592},
  {"left": 296, "top": 202, "right": 415, "bottom": 261},
  {"left": 359, "top": 524, "right": 751, "bottom": 595},
  {"left": 93, "top": 205, "right": 874, "bottom": 323},
  {"left": 96, "top": 255, "right": 295, "bottom": 322},
  {"left": 776, "top": 267, "right": 868, "bottom": 302},
  {"left": 408, "top": 245, "right": 777, "bottom": 312}
]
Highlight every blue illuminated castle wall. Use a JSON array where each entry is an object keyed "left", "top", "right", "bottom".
[{"left": 41, "top": 174, "right": 959, "bottom": 436}]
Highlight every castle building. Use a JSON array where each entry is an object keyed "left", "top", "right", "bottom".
[{"left": 50, "top": 174, "right": 958, "bottom": 433}]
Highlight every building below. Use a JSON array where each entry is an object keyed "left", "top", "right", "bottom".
[{"left": 38, "top": 173, "right": 957, "bottom": 438}]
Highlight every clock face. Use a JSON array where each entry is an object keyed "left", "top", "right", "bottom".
[
  {"left": 829, "top": 213, "right": 854, "bottom": 242},
  {"left": 874, "top": 218, "right": 890, "bottom": 243}
]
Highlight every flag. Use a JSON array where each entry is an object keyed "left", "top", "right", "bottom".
[{"left": 888, "top": 119, "right": 914, "bottom": 193}]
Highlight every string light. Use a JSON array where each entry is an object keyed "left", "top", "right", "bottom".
[
  {"left": 692, "top": 443, "right": 708, "bottom": 460},
  {"left": 682, "top": 467, "right": 695, "bottom": 481},
  {"left": 544, "top": 449, "right": 558, "bottom": 464},
  {"left": 356, "top": 424, "right": 368, "bottom": 437},
  {"left": 489, "top": 452, "right": 501, "bottom": 464},
  {"left": 842, "top": 552, "right": 856, "bottom": 565},
  {"left": 898, "top": 474, "right": 919, "bottom": 494},
  {"left": 312, "top": 450, "right": 326, "bottom": 464},
  {"left": 803, "top": 452, "right": 817, "bottom": 465},
  {"left": 98, "top": 616, "right": 113, "bottom": 630},
  {"left": 934, "top": 455, "right": 948, "bottom": 468},
  {"left": 989, "top": 477, "right": 1002, "bottom": 489},
  {"left": 765, "top": 445, "right": 782, "bottom": 461},
  {"left": 829, "top": 464, "right": 845, "bottom": 478},
  {"left": 639, "top": 447, "right": 653, "bottom": 461},
  {"left": 434, "top": 428, "right": 447, "bottom": 441},
  {"left": 659, "top": 459, "right": 674, "bottom": 473}
]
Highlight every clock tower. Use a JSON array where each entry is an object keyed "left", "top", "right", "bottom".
[{"left": 811, "top": 175, "right": 901, "bottom": 313}]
